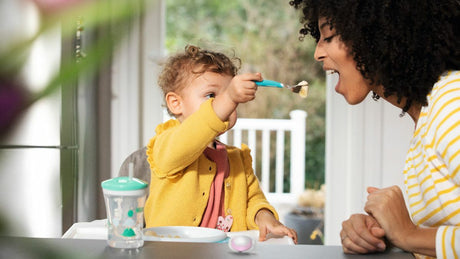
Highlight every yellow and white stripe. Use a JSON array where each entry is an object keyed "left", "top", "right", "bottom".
[{"left": 403, "top": 70, "right": 460, "bottom": 259}]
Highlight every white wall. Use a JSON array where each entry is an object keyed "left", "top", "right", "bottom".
[
  {"left": 111, "top": 0, "right": 165, "bottom": 178},
  {"left": 324, "top": 73, "right": 414, "bottom": 245}
]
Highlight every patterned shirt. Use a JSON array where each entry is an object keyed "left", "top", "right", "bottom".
[{"left": 404, "top": 70, "right": 460, "bottom": 259}]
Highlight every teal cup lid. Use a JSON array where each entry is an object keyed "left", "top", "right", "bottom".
[{"left": 101, "top": 176, "right": 148, "bottom": 191}]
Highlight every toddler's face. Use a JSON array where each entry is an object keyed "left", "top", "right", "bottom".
[{"left": 177, "top": 71, "right": 237, "bottom": 128}]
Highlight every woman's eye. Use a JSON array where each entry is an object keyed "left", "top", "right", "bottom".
[
  {"left": 323, "top": 34, "right": 335, "bottom": 43},
  {"left": 206, "top": 93, "right": 215, "bottom": 99}
]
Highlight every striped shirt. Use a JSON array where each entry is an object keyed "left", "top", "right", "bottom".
[{"left": 403, "top": 70, "right": 460, "bottom": 259}]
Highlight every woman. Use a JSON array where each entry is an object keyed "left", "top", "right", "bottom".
[{"left": 290, "top": 0, "right": 459, "bottom": 258}]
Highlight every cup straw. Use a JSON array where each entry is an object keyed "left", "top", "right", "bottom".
[{"left": 129, "top": 162, "right": 134, "bottom": 180}]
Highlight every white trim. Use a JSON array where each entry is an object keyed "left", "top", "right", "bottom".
[
  {"left": 111, "top": 0, "right": 165, "bottom": 178},
  {"left": 141, "top": 0, "right": 166, "bottom": 145}
]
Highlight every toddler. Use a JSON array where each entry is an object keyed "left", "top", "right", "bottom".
[{"left": 144, "top": 45, "right": 297, "bottom": 243}]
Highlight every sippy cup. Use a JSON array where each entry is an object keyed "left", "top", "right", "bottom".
[{"left": 101, "top": 165, "right": 148, "bottom": 249}]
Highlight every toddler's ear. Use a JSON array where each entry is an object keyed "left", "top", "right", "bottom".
[{"left": 165, "top": 92, "right": 182, "bottom": 116}]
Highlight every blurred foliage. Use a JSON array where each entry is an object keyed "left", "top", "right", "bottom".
[
  {"left": 0, "top": 0, "right": 147, "bottom": 140},
  {"left": 166, "top": 0, "right": 326, "bottom": 186},
  {"left": 0, "top": 0, "right": 152, "bottom": 246}
]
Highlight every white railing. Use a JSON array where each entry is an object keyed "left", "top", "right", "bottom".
[{"left": 219, "top": 110, "right": 307, "bottom": 207}]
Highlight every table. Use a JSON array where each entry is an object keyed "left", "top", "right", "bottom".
[
  {"left": 62, "top": 220, "right": 295, "bottom": 245},
  {"left": 0, "top": 236, "right": 414, "bottom": 259}
]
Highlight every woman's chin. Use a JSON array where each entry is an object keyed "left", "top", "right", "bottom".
[
  {"left": 334, "top": 77, "right": 342, "bottom": 94},
  {"left": 346, "top": 98, "right": 362, "bottom": 105},
  {"left": 343, "top": 93, "right": 368, "bottom": 105}
]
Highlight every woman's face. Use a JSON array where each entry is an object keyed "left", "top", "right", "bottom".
[{"left": 314, "top": 17, "right": 373, "bottom": 104}]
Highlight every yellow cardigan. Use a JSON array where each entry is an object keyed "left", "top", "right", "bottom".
[{"left": 144, "top": 99, "right": 278, "bottom": 231}]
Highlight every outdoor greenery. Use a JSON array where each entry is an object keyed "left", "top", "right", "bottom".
[{"left": 166, "top": 0, "right": 326, "bottom": 187}]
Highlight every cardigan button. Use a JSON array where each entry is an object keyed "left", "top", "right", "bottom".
[
  {"left": 227, "top": 209, "right": 232, "bottom": 214},
  {"left": 226, "top": 182, "right": 231, "bottom": 188}
]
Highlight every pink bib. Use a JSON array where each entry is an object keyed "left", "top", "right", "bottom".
[{"left": 200, "top": 141, "right": 231, "bottom": 231}]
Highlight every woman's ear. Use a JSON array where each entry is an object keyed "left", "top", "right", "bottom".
[{"left": 165, "top": 92, "right": 182, "bottom": 116}]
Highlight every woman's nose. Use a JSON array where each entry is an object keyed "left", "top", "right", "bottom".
[{"left": 314, "top": 44, "right": 325, "bottom": 61}]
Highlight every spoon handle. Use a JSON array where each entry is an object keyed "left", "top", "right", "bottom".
[{"left": 254, "top": 80, "right": 283, "bottom": 88}]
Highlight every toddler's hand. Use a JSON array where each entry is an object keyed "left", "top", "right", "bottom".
[
  {"left": 255, "top": 209, "right": 298, "bottom": 244},
  {"left": 212, "top": 72, "right": 262, "bottom": 124},
  {"left": 225, "top": 72, "right": 262, "bottom": 104}
]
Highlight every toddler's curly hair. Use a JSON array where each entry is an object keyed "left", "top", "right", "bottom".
[
  {"left": 290, "top": 0, "right": 459, "bottom": 112},
  {"left": 158, "top": 45, "right": 241, "bottom": 96}
]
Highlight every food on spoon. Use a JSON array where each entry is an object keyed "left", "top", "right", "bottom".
[{"left": 297, "top": 80, "right": 309, "bottom": 98}]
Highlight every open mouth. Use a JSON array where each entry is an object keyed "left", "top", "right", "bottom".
[
  {"left": 325, "top": 70, "right": 341, "bottom": 93},
  {"left": 326, "top": 70, "right": 338, "bottom": 75}
]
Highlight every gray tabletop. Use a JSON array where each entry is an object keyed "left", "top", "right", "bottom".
[{"left": 0, "top": 236, "right": 414, "bottom": 259}]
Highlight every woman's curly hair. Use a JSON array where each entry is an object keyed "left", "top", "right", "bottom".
[
  {"left": 290, "top": 0, "right": 459, "bottom": 111},
  {"left": 158, "top": 45, "right": 241, "bottom": 96}
]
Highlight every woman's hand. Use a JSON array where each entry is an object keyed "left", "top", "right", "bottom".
[
  {"left": 364, "top": 186, "right": 417, "bottom": 251},
  {"left": 255, "top": 209, "right": 298, "bottom": 244},
  {"left": 340, "top": 213, "right": 386, "bottom": 254}
]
